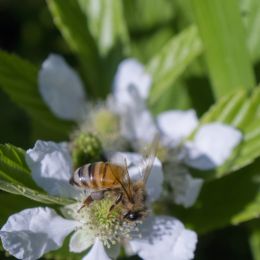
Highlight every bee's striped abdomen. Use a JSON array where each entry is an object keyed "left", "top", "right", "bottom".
[{"left": 71, "top": 162, "right": 124, "bottom": 190}]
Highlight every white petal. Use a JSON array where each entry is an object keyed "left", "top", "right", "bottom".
[
  {"left": 0, "top": 207, "right": 78, "bottom": 260},
  {"left": 168, "top": 165, "right": 203, "bottom": 207},
  {"left": 69, "top": 229, "right": 94, "bottom": 253},
  {"left": 26, "top": 140, "right": 79, "bottom": 199},
  {"left": 39, "top": 54, "right": 86, "bottom": 121},
  {"left": 185, "top": 123, "right": 242, "bottom": 170},
  {"left": 82, "top": 239, "right": 111, "bottom": 260},
  {"left": 157, "top": 110, "right": 198, "bottom": 146},
  {"left": 129, "top": 216, "right": 197, "bottom": 260},
  {"left": 113, "top": 59, "right": 152, "bottom": 106},
  {"left": 120, "top": 105, "right": 158, "bottom": 145},
  {"left": 145, "top": 157, "right": 164, "bottom": 202},
  {"left": 112, "top": 76, "right": 158, "bottom": 145},
  {"left": 107, "top": 152, "right": 163, "bottom": 201}
]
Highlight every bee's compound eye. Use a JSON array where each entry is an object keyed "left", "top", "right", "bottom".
[{"left": 125, "top": 212, "right": 140, "bottom": 221}]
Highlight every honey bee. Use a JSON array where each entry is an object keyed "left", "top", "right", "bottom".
[{"left": 70, "top": 136, "right": 159, "bottom": 221}]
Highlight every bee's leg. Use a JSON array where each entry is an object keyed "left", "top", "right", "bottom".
[
  {"left": 77, "top": 195, "right": 93, "bottom": 212},
  {"left": 109, "top": 192, "right": 123, "bottom": 212},
  {"left": 78, "top": 191, "right": 105, "bottom": 212}
]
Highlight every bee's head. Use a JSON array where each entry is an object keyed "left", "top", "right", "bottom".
[
  {"left": 122, "top": 181, "right": 148, "bottom": 221},
  {"left": 123, "top": 210, "right": 146, "bottom": 221}
]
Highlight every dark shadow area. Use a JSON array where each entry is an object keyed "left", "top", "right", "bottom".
[
  {"left": 0, "top": 89, "right": 30, "bottom": 149},
  {"left": 0, "top": 4, "right": 20, "bottom": 51},
  {"left": 253, "top": 61, "right": 260, "bottom": 85},
  {"left": 186, "top": 75, "right": 215, "bottom": 117},
  {"left": 182, "top": 159, "right": 260, "bottom": 233},
  {"left": 195, "top": 225, "right": 252, "bottom": 260}
]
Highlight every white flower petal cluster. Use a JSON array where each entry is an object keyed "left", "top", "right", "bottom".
[
  {"left": 0, "top": 207, "right": 78, "bottom": 260},
  {"left": 37, "top": 54, "right": 242, "bottom": 208},
  {"left": 112, "top": 59, "right": 243, "bottom": 207},
  {"left": 0, "top": 141, "right": 197, "bottom": 260}
]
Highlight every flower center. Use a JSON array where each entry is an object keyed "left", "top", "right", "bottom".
[
  {"left": 93, "top": 109, "right": 120, "bottom": 137},
  {"left": 77, "top": 102, "right": 128, "bottom": 150},
  {"left": 77, "top": 194, "right": 141, "bottom": 247}
]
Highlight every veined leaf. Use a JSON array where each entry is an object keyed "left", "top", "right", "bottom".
[
  {"left": 79, "top": 0, "right": 129, "bottom": 56},
  {"left": 198, "top": 88, "right": 260, "bottom": 177},
  {"left": 0, "top": 50, "right": 73, "bottom": 139},
  {"left": 47, "top": 0, "right": 103, "bottom": 97},
  {"left": 172, "top": 159, "right": 260, "bottom": 233},
  {"left": 191, "top": 0, "right": 255, "bottom": 98},
  {"left": 0, "top": 179, "right": 74, "bottom": 206},
  {"left": 0, "top": 144, "right": 36, "bottom": 189},
  {"left": 147, "top": 25, "right": 203, "bottom": 106}
]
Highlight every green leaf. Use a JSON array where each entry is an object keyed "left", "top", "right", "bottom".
[
  {"left": 151, "top": 79, "right": 192, "bottom": 114},
  {"left": 0, "top": 50, "right": 73, "bottom": 139},
  {"left": 147, "top": 25, "right": 203, "bottom": 106},
  {"left": 47, "top": 0, "right": 103, "bottom": 97},
  {"left": 0, "top": 144, "right": 37, "bottom": 189},
  {"left": 198, "top": 88, "right": 260, "bottom": 177},
  {"left": 123, "top": 0, "right": 175, "bottom": 33},
  {"left": 131, "top": 27, "right": 174, "bottom": 63},
  {"left": 173, "top": 0, "right": 194, "bottom": 29},
  {"left": 172, "top": 159, "right": 260, "bottom": 233},
  {"left": 79, "top": 0, "right": 129, "bottom": 56},
  {"left": 191, "top": 0, "right": 255, "bottom": 98},
  {"left": 240, "top": 0, "right": 260, "bottom": 63},
  {"left": 249, "top": 221, "right": 260, "bottom": 260},
  {"left": 0, "top": 179, "right": 74, "bottom": 206}
]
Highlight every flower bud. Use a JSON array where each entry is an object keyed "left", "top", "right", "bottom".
[{"left": 71, "top": 132, "right": 103, "bottom": 168}]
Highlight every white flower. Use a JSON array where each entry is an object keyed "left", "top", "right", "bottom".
[
  {"left": 112, "top": 58, "right": 243, "bottom": 207},
  {"left": 37, "top": 55, "right": 242, "bottom": 208},
  {"left": 0, "top": 141, "right": 197, "bottom": 260}
]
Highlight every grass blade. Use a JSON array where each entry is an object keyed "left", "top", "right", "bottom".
[{"left": 191, "top": 0, "right": 255, "bottom": 98}]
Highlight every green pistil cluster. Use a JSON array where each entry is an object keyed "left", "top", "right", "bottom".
[
  {"left": 71, "top": 132, "right": 103, "bottom": 168},
  {"left": 91, "top": 196, "right": 120, "bottom": 229},
  {"left": 78, "top": 195, "right": 140, "bottom": 247}
]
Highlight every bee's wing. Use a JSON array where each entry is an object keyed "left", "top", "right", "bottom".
[
  {"left": 107, "top": 154, "right": 133, "bottom": 201},
  {"left": 141, "top": 134, "right": 160, "bottom": 184}
]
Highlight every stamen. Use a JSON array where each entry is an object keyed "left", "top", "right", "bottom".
[{"left": 74, "top": 194, "right": 141, "bottom": 247}]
